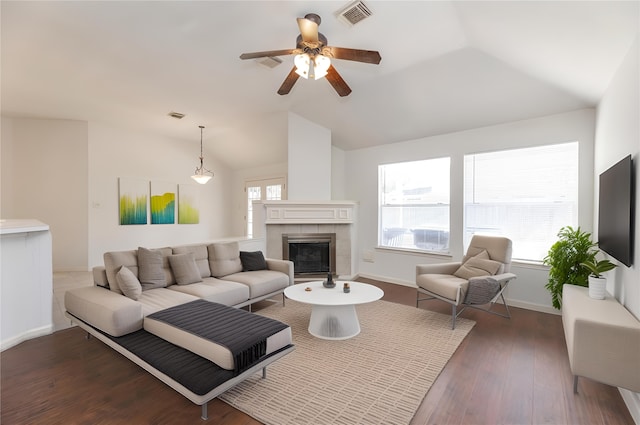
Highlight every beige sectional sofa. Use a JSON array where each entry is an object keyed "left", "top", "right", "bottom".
[
  {"left": 66, "top": 241, "right": 294, "bottom": 337},
  {"left": 64, "top": 241, "right": 295, "bottom": 420}
]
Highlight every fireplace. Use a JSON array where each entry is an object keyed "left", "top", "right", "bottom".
[{"left": 282, "top": 233, "right": 336, "bottom": 277}]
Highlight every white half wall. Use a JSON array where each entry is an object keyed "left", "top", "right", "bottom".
[{"left": 344, "top": 108, "right": 596, "bottom": 312}]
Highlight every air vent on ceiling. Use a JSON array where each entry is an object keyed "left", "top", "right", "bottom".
[
  {"left": 255, "top": 56, "right": 283, "bottom": 69},
  {"left": 167, "top": 111, "right": 185, "bottom": 119},
  {"left": 336, "top": 1, "right": 372, "bottom": 26}
]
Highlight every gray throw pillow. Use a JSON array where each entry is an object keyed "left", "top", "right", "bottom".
[
  {"left": 138, "top": 247, "right": 166, "bottom": 290},
  {"left": 454, "top": 250, "right": 502, "bottom": 280},
  {"left": 240, "top": 251, "right": 267, "bottom": 271},
  {"left": 169, "top": 253, "right": 203, "bottom": 285},
  {"left": 116, "top": 266, "right": 142, "bottom": 300}
]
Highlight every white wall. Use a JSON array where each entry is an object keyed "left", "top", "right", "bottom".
[
  {"left": 343, "top": 108, "right": 596, "bottom": 313},
  {"left": 87, "top": 121, "right": 234, "bottom": 268},
  {"left": 331, "top": 145, "right": 347, "bottom": 200},
  {"left": 1, "top": 117, "right": 88, "bottom": 271},
  {"left": 287, "top": 112, "right": 332, "bottom": 200},
  {"left": 595, "top": 36, "right": 640, "bottom": 319}
]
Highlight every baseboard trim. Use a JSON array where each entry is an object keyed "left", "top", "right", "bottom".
[
  {"left": 620, "top": 388, "right": 640, "bottom": 425},
  {"left": 1, "top": 324, "right": 53, "bottom": 351},
  {"left": 355, "top": 273, "right": 416, "bottom": 288},
  {"left": 506, "top": 299, "right": 561, "bottom": 315}
]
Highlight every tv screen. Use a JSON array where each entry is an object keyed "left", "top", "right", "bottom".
[{"left": 598, "top": 155, "right": 634, "bottom": 267}]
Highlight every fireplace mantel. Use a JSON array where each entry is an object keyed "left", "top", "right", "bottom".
[
  {"left": 258, "top": 200, "right": 357, "bottom": 224},
  {"left": 254, "top": 201, "right": 357, "bottom": 278}
]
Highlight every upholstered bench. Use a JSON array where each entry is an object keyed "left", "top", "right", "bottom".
[
  {"left": 144, "top": 299, "right": 292, "bottom": 371},
  {"left": 562, "top": 284, "right": 640, "bottom": 393}
]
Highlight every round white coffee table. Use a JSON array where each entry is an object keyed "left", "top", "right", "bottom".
[{"left": 284, "top": 281, "right": 384, "bottom": 340}]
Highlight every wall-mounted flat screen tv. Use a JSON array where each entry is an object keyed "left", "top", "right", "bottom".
[{"left": 598, "top": 154, "right": 634, "bottom": 267}]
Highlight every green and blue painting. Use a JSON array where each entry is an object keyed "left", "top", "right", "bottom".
[
  {"left": 150, "top": 182, "right": 176, "bottom": 224},
  {"left": 178, "top": 184, "right": 199, "bottom": 224},
  {"left": 151, "top": 192, "right": 175, "bottom": 224},
  {"left": 119, "top": 178, "right": 148, "bottom": 225}
]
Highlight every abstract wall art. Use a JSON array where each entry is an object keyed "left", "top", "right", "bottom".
[
  {"left": 150, "top": 181, "right": 176, "bottom": 224},
  {"left": 178, "top": 184, "right": 200, "bottom": 224},
  {"left": 119, "top": 177, "right": 148, "bottom": 225}
]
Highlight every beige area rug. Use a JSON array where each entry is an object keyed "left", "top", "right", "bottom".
[{"left": 219, "top": 299, "right": 475, "bottom": 425}]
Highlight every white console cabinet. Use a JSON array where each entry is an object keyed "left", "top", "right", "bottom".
[{"left": 1, "top": 219, "right": 53, "bottom": 350}]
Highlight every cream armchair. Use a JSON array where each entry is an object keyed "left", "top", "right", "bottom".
[{"left": 416, "top": 235, "right": 517, "bottom": 329}]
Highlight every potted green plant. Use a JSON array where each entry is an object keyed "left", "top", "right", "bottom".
[
  {"left": 580, "top": 256, "right": 618, "bottom": 300},
  {"left": 543, "top": 226, "right": 596, "bottom": 309}
]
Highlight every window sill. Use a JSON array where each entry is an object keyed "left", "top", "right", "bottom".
[
  {"left": 375, "top": 246, "right": 453, "bottom": 259},
  {"left": 511, "top": 260, "right": 548, "bottom": 270}
]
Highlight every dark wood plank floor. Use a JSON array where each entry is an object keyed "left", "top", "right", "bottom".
[{"left": 1, "top": 278, "right": 634, "bottom": 424}]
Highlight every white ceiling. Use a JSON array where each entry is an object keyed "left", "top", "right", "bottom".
[{"left": 2, "top": 1, "right": 638, "bottom": 169}]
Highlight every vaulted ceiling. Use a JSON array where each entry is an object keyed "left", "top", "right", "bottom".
[{"left": 2, "top": 1, "right": 638, "bottom": 169}]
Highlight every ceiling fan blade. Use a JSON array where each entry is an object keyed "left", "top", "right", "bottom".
[
  {"left": 277, "top": 66, "right": 300, "bottom": 95},
  {"left": 324, "top": 46, "right": 382, "bottom": 64},
  {"left": 325, "top": 65, "right": 352, "bottom": 97},
  {"left": 297, "top": 17, "right": 318, "bottom": 43},
  {"left": 239, "top": 49, "right": 297, "bottom": 60}
]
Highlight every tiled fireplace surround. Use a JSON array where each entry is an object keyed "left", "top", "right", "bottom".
[{"left": 254, "top": 201, "right": 357, "bottom": 278}]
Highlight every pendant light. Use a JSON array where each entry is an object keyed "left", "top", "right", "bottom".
[{"left": 191, "top": 125, "right": 213, "bottom": 184}]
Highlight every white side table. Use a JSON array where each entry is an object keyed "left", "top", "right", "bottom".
[{"left": 284, "top": 281, "right": 384, "bottom": 340}]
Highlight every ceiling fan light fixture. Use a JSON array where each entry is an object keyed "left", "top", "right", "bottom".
[
  {"left": 313, "top": 54, "right": 331, "bottom": 80},
  {"left": 294, "top": 53, "right": 310, "bottom": 78},
  {"left": 190, "top": 125, "right": 214, "bottom": 184}
]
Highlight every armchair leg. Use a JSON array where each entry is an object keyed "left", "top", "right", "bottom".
[{"left": 451, "top": 305, "right": 457, "bottom": 329}]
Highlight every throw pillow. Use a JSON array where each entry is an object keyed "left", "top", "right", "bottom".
[
  {"left": 169, "top": 253, "right": 203, "bottom": 285},
  {"left": 240, "top": 251, "right": 268, "bottom": 271},
  {"left": 116, "top": 266, "right": 142, "bottom": 300},
  {"left": 454, "top": 251, "right": 502, "bottom": 280},
  {"left": 138, "top": 247, "right": 166, "bottom": 290}
]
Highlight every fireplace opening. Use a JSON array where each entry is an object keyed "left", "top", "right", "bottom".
[{"left": 282, "top": 233, "right": 336, "bottom": 277}]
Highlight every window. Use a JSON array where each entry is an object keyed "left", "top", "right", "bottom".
[
  {"left": 245, "top": 177, "right": 286, "bottom": 237},
  {"left": 378, "top": 158, "right": 450, "bottom": 252},
  {"left": 464, "top": 142, "right": 579, "bottom": 262}
]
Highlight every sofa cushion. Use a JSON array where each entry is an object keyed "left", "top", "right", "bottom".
[
  {"left": 240, "top": 251, "right": 267, "bottom": 271},
  {"left": 222, "top": 270, "right": 289, "bottom": 298},
  {"left": 104, "top": 250, "right": 138, "bottom": 294},
  {"left": 416, "top": 273, "right": 469, "bottom": 302},
  {"left": 116, "top": 266, "right": 142, "bottom": 300},
  {"left": 208, "top": 242, "right": 242, "bottom": 278},
  {"left": 454, "top": 250, "right": 502, "bottom": 280},
  {"left": 64, "top": 286, "right": 143, "bottom": 336},
  {"left": 169, "top": 253, "right": 203, "bottom": 285},
  {"left": 136, "top": 288, "right": 199, "bottom": 316},
  {"left": 168, "top": 277, "right": 250, "bottom": 306},
  {"left": 172, "top": 244, "right": 211, "bottom": 278}
]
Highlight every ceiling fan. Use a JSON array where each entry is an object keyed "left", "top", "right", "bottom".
[{"left": 239, "top": 13, "right": 381, "bottom": 97}]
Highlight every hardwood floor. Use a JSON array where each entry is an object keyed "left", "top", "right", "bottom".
[{"left": 1, "top": 278, "right": 634, "bottom": 424}]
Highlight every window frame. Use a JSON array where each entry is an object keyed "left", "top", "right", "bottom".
[
  {"left": 245, "top": 176, "right": 287, "bottom": 237},
  {"left": 378, "top": 157, "right": 451, "bottom": 253},
  {"left": 462, "top": 142, "right": 579, "bottom": 262}
]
